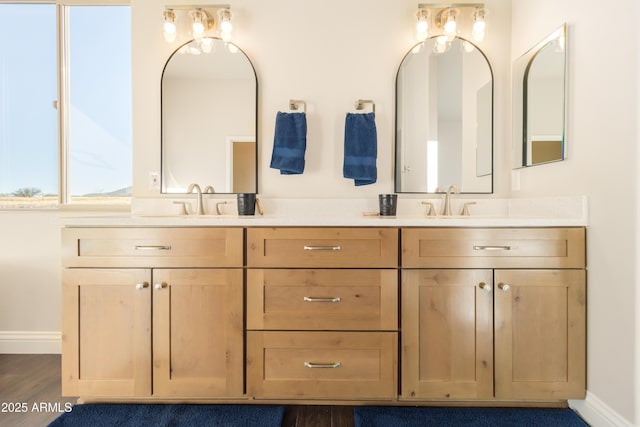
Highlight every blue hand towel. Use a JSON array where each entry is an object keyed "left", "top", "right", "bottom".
[
  {"left": 270, "top": 111, "right": 307, "bottom": 174},
  {"left": 343, "top": 112, "right": 377, "bottom": 186}
]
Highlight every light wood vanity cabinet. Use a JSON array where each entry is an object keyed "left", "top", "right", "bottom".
[
  {"left": 61, "top": 227, "right": 244, "bottom": 398},
  {"left": 401, "top": 227, "right": 586, "bottom": 402},
  {"left": 61, "top": 224, "right": 586, "bottom": 404},
  {"left": 246, "top": 227, "right": 399, "bottom": 400}
]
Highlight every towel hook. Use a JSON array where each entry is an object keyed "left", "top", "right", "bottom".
[
  {"left": 289, "top": 99, "right": 306, "bottom": 113},
  {"left": 355, "top": 99, "right": 375, "bottom": 113}
]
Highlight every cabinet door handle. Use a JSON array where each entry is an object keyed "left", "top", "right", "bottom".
[
  {"left": 135, "top": 245, "right": 172, "bottom": 251},
  {"left": 135, "top": 282, "right": 149, "bottom": 290},
  {"left": 473, "top": 245, "right": 511, "bottom": 251},
  {"left": 478, "top": 282, "right": 492, "bottom": 292},
  {"left": 303, "top": 245, "right": 342, "bottom": 251},
  {"left": 154, "top": 283, "right": 168, "bottom": 290},
  {"left": 497, "top": 283, "right": 511, "bottom": 292},
  {"left": 303, "top": 296, "right": 341, "bottom": 303},
  {"left": 304, "top": 362, "right": 342, "bottom": 369}
]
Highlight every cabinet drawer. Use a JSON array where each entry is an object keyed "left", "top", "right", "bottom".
[
  {"left": 247, "top": 228, "right": 398, "bottom": 268},
  {"left": 402, "top": 228, "right": 585, "bottom": 268},
  {"left": 247, "top": 269, "right": 397, "bottom": 330},
  {"left": 62, "top": 227, "right": 243, "bottom": 268},
  {"left": 247, "top": 331, "right": 397, "bottom": 400}
]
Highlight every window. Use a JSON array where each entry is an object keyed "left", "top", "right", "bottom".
[
  {"left": 0, "top": 4, "right": 58, "bottom": 207},
  {"left": 0, "top": 3, "right": 131, "bottom": 208}
]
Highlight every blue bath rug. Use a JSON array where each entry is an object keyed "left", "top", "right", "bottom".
[
  {"left": 354, "top": 406, "right": 589, "bottom": 427},
  {"left": 48, "top": 404, "right": 285, "bottom": 427}
]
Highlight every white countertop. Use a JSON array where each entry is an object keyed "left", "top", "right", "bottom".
[
  {"left": 59, "top": 196, "right": 589, "bottom": 227},
  {"left": 59, "top": 214, "right": 587, "bottom": 228}
]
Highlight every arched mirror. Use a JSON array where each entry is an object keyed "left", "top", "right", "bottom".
[
  {"left": 395, "top": 36, "right": 493, "bottom": 193},
  {"left": 161, "top": 37, "right": 257, "bottom": 194},
  {"left": 512, "top": 24, "right": 567, "bottom": 168}
]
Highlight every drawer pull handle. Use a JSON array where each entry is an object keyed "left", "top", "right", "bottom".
[
  {"left": 473, "top": 245, "right": 511, "bottom": 251},
  {"left": 303, "top": 296, "right": 342, "bottom": 303},
  {"left": 304, "top": 362, "right": 342, "bottom": 369},
  {"left": 303, "top": 245, "right": 342, "bottom": 251},
  {"left": 135, "top": 245, "right": 172, "bottom": 251},
  {"left": 135, "top": 282, "right": 149, "bottom": 290}
]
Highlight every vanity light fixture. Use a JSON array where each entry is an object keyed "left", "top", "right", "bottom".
[
  {"left": 162, "top": 4, "right": 232, "bottom": 43},
  {"left": 416, "top": 3, "right": 487, "bottom": 44}
]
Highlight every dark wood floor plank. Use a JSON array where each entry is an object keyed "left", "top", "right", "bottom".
[{"left": 0, "top": 354, "right": 76, "bottom": 427}]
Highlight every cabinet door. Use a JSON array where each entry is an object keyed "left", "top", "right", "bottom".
[
  {"left": 494, "top": 269, "right": 586, "bottom": 399},
  {"left": 62, "top": 269, "right": 151, "bottom": 397},
  {"left": 153, "top": 269, "right": 243, "bottom": 397},
  {"left": 401, "top": 269, "right": 494, "bottom": 400}
]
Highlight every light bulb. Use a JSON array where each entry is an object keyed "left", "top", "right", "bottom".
[
  {"left": 163, "top": 10, "right": 176, "bottom": 42},
  {"left": 192, "top": 10, "right": 206, "bottom": 36},
  {"left": 415, "top": 9, "right": 429, "bottom": 42},
  {"left": 472, "top": 8, "right": 486, "bottom": 42},
  {"left": 416, "top": 17, "right": 428, "bottom": 34},
  {"left": 221, "top": 12, "right": 233, "bottom": 34},
  {"left": 444, "top": 15, "right": 456, "bottom": 35}
]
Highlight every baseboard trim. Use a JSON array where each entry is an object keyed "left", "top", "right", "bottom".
[
  {"left": 0, "top": 331, "right": 61, "bottom": 354},
  {"left": 570, "top": 392, "right": 635, "bottom": 427}
]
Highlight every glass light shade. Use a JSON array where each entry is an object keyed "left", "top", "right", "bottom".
[
  {"left": 473, "top": 19, "right": 486, "bottom": 33},
  {"left": 444, "top": 15, "right": 457, "bottom": 35},
  {"left": 221, "top": 18, "right": 232, "bottom": 33},
  {"left": 192, "top": 10, "right": 205, "bottom": 36},
  {"left": 416, "top": 17, "right": 428, "bottom": 34}
]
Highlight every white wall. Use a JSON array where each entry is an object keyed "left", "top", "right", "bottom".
[
  {"left": 0, "top": 211, "right": 61, "bottom": 353},
  {"left": 511, "top": 0, "right": 639, "bottom": 425}
]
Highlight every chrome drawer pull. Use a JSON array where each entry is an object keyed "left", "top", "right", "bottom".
[
  {"left": 135, "top": 245, "right": 172, "bottom": 251},
  {"left": 304, "top": 362, "right": 342, "bottom": 369},
  {"left": 303, "top": 245, "right": 342, "bottom": 251},
  {"left": 303, "top": 296, "right": 342, "bottom": 303},
  {"left": 473, "top": 245, "right": 511, "bottom": 251}
]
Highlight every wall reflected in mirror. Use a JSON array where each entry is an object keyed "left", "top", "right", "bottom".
[
  {"left": 395, "top": 36, "right": 493, "bottom": 194},
  {"left": 512, "top": 24, "right": 567, "bottom": 168},
  {"left": 161, "top": 37, "right": 257, "bottom": 194}
]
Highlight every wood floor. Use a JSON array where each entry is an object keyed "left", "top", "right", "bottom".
[
  {"left": 0, "top": 354, "right": 76, "bottom": 427},
  {"left": 0, "top": 354, "right": 354, "bottom": 427}
]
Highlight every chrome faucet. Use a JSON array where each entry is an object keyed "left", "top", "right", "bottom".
[
  {"left": 187, "top": 183, "right": 205, "bottom": 215},
  {"left": 441, "top": 184, "right": 459, "bottom": 216},
  {"left": 204, "top": 185, "right": 215, "bottom": 194}
]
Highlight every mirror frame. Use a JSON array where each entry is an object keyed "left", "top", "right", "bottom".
[
  {"left": 512, "top": 24, "right": 567, "bottom": 169},
  {"left": 160, "top": 38, "right": 259, "bottom": 194},
  {"left": 394, "top": 36, "right": 494, "bottom": 194}
]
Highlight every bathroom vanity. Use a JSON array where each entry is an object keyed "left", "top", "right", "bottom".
[{"left": 60, "top": 206, "right": 586, "bottom": 406}]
